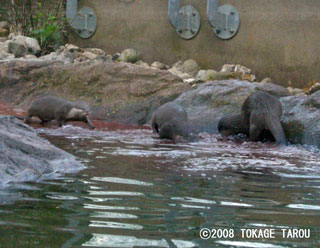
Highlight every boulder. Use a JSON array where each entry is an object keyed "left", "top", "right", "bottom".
[
  {"left": 169, "top": 61, "right": 194, "bottom": 80},
  {"left": 195, "top": 69, "right": 217, "bottom": 82},
  {"left": 82, "top": 51, "right": 98, "bottom": 60},
  {"left": 287, "top": 87, "right": 305, "bottom": 96},
  {"left": 0, "top": 115, "right": 84, "bottom": 188},
  {"left": 281, "top": 92, "right": 320, "bottom": 147},
  {"left": 135, "top": 60, "right": 149, "bottom": 68},
  {"left": 118, "top": 48, "right": 140, "bottom": 63},
  {"left": 64, "top": 43, "right": 80, "bottom": 53},
  {"left": 8, "top": 35, "right": 41, "bottom": 56},
  {"left": 221, "top": 64, "right": 256, "bottom": 82},
  {"left": 260, "top": 77, "right": 273, "bottom": 84}
]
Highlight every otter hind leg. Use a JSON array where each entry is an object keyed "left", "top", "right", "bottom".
[{"left": 249, "top": 112, "right": 264, "bottom": 142}]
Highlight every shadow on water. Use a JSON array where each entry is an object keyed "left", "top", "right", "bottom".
[{"left": 0, "top": 124, "right": 320, "bottom": 248}]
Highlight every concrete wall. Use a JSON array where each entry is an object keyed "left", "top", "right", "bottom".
[{"left": 70, "top": 0, "right": 320, "bottom": 88}]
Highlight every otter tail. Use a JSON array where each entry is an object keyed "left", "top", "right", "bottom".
[{"left": 267, "top": 118, "right": 287, "bottom": 145}]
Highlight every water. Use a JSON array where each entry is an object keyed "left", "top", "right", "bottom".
[{"left": 0, "top": 125, "right": 320, "bottom": 248}]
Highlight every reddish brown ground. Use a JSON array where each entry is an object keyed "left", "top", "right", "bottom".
[{"left": 0, "top": 101, "right": 150, "bottom": 131}]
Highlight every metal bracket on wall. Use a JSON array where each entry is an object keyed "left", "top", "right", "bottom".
[
  {"left": 207, "top": 0, "right": 240, "bottom": 40},
  {"left": 66, "top": 0, "right": 97, "bottom": 39},
  {"left": 168, "top": 0, "right": 201, "bottom": 40}
]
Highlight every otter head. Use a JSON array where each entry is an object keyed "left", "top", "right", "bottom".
[{"left": 218, "top": 114, "right": 249, "bottom": 137}]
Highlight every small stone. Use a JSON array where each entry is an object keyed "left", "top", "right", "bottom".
[
  {"left": 260, "top": 78, "right": 273, "bottom": 84},
  {"left": 0, "top": 51, "right": 14, "bottom": 60},
  {"left": 82, "top": 51, "right": 98, "bottom": 60},
  {"left": 9, "top": 35, "right": 41, "bottom": 56},
  {"left": 151, "top": 61, "right": 169, "bottom": 70},
  {"left": 8, "top": 41, "right": 26, "bottom": 57},
  {"left": 0, "top": 21, "right": 9, "bottom": 30},
  {"left": 119, "top": 48, "right": 140, "bottom": 63},
  {"left": 308, "top": 82, "right": 320, "bottom": 95},
  {"left": 0, "top": 37, "right": 8, "bottom": 42},
  {"left": 83, "top": 48, "right": 106, "bottom": 57},
  {"left": 135, "top": 60, "right": 149, "bottom": 68},
  {"left": 195, "top": 69, "right": 217, "bottom": 82},
  {"left": 64, "top": 43, "right": 80, "bottom": 52},
  {"left": 183, "top": 78, "right": 196, "bottom": 84},
  {"left": 221, "top": 64, "right": 251, "bottom": 75},
  {"left": 112, "top": 52, "right": 120, "bottom": 61},
  {"left": 24, "top": 54, "right": 37, "bottom": 59},
  {"left": 0, "top": 28, "right": 9, "bottom": 37},
  {"left": 182, "top": 59, "right": 200, "bottom": 77}
]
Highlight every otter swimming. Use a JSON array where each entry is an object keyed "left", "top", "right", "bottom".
[{"left": 218, "top": 91, "right": 287, "bottom": 144}]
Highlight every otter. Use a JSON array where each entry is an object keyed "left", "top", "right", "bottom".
[
  {"left": 25, "top": 96, "right": 94, "bottom": 128},
  {"left": 151, "top": 102, "right": 196, "bottom": 141},
  {"left": 218, "top": 91, "right": 287, "bottom": 144}
]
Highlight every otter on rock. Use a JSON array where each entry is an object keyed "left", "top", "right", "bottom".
[
  {"left": 151, "top": 102, "right": 195, "bottom": 141},
  {"left": 25, "top": 96, "right": 94, "bottom": 128},
  {"left": 218, "top": 91, "right": 287, "bottom": 144}
]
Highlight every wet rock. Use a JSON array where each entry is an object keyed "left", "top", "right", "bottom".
[
  {"left": 281, "top": 92, "right": 320, "bottom": 147},
  {"left": 0, "top": 115, "right": 84, "bottom": 188},
  {"left": 308, "top": 82, "right": 320, "bottom": 95},
  {"left": 151, "top": 61, "right": 169, "bottom": 70},
  {"left": 119, "top": 48, "right": 140, "bottom": 63},
  {"left": 287, "top": 87, "right": 305, "bottom": 96},
  {"left": 195, "top": 69, "right": 217, "bottom": 82},
  {"left": 39, "top": 51, "right": 74, "bottom": 64},
  {"left": 174, "top": 80, "right": 290, "bottom": 134}
]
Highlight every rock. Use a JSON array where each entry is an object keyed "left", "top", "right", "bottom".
[
  {"left": 119, "top": 48, "right": 140, "bottom": 63},
  {"left": 169, "top": 61, "right": 193, "bottom": 80},
  {"left": 112, "top": 52, "right": 120, "bottom": 61},
  {"left": 173, "top": 80, "right": 291, "bottom": 134},
  {"left": 221, "top": 64, "right": 256, "bottom": 82},
  {"left": 210, "top": 71, "right": 242, "bottom": 81},
  {"left": 255, "top": 82, "right": 290, "bottom": 98},
  {"left": 0, "top": 28, "right": 9, "bottom": 37},
  {"left": 39, "top": 51, "right": 74, "bottom": 64},
  {"left": 0, "top": 115, "right": 84, "bottom": 188},
  {"left": 24, "top": 54, "right": 37, "bottom": 59},
  {"left": 151, "top": 61, "right": 169, "bottom": 70},
  {"left": 308, "top": 82, "right": 320, "bottom": 95},
  {"left": 135, "top": 60, "right": 149, "bottom": 68},
  {"left": 0, "top": 37, "right": 7, "bottom": 42},
  {"left": 82, "top": 51, "right": 98, "bottom": 60},
  {"left": 195, "top": 69, "right": 217, "bottom": 82},
  {"left": 8, "top": 33, "right": 16, "bottom": 39},
  {"left": 281, "top": 92, "right": 320, "bottom": 147},
  {"left": 8, "top": 41, "right": 26, "bottom": 57},
  {"left": 83, "top": 48, "right": 106, "bottom": 57},
  {"left": 0, "top": 60, "right": 189, "bottom": 125},
  {"left": 287, "top": 87, "right": 305, "bottom": 96},
  {"left": 8, "top": 35, "right": 41, "bottom": 56},
  {"left": 182, "top": 59, "right": 200, "bottom": 77},
  {"left": 64, "top": 43, "right": 80, "bottom": 53},
  {"left": 0, "top": 21, "right": 9, "bottom": 30},
  {"left": 0, "top": 51, "right": 14, "bottom": 60},
  {"left": 260, "top": 77, "right": 273, "bottom": 84}
]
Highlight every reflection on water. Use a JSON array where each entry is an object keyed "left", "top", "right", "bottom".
[{"left": 0, "top": 125, "right": 319, "bottom": 247}]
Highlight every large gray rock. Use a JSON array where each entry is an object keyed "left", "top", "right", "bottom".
[
  {"left": 281, "top": 92, "right": 320, "bottom": 147},
  {"left": 0, "top": 116, "right": 84, "bottom": 188},
  {"left": 174, "top": 80, "right": 290, "bottom": 134},
  {"left": 8, "top": 35, "right": 41, "bottom": 56}
]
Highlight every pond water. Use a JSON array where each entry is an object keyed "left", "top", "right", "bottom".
[{"left": 0, "top": 125, "right": 319, "bottom": 248}]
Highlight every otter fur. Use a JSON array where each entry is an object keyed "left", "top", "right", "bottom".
[
  {"left": 151, "top": 102, "right": 195, "bottom": 141},
  {"left": 25, "top": 96, "right": 94, "bottom": 128},
  {"left": 218, "top": 91, "right": 287, "bottom": 144}
]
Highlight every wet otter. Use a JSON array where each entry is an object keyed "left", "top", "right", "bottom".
[
  {"left": 151, "top": 102, "right": 195, "bottom": 141},
  {"left": 218, "top": 91, "right": 287, "bottom": 144},
  {"left": 25, "top": 96, "right": 94, "bottom": 128}
]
